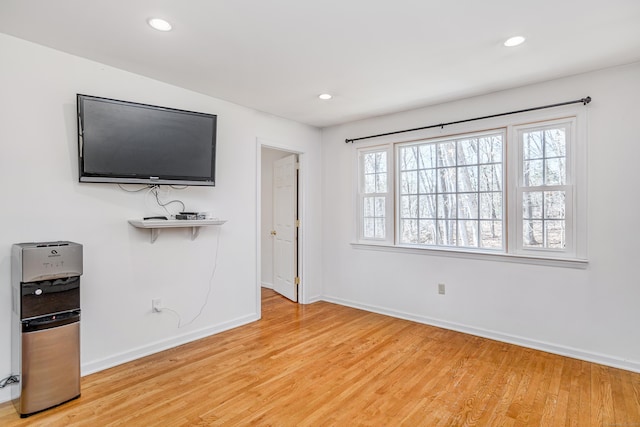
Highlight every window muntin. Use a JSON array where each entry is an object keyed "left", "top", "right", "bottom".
[{"left": 397, "top": 131, "right": 504, "bottom": 250}]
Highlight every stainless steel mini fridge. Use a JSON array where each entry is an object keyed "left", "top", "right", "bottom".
[{"left": 11, "top": 242, "right": 82, "bottom": 417}]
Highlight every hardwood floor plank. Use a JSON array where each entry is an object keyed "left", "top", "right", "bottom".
[
  {"left": 570, "top": 360, "right": 591, "bottom": 427},
  {"left": 593, "top": 364, "right": 616, "bottom": 426},
  {"left": 0, "top": 288, "right": 639, "bottom": 426}
]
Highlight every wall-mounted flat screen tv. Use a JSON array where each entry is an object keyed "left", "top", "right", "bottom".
[{"left": 77, "top": 94, "right": 217, "bottom": 186}]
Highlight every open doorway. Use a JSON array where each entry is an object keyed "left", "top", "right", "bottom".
[{"left": 260, "top": 146, "right": 300, "bottom": 304}]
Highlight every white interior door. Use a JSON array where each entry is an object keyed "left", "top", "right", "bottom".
[{"left": 272, "top": 154, "right": 298, "bottom": 302}]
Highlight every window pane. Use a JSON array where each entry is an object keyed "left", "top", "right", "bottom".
[
  {"left": 374, "top": 197, "right": 385, "bottom": 217},
  {"left": 458, "top": 220, "right": 479, "bottom": 247},
  {"left": 400, "top": 195, "right": 418, "bottom": 218},
  {"left": 545, "top": 220, "right": 565, "bottom": 248},
  {"left": 479, "top": 164, "right": 502, "bottom": 192},
  {"left": 400, "top": 171, "right": 417, "bottom": 194},
  {"left": 399, "top": 146, "right": 417, "bottom": 171},
  {"left": 545, "top": 191, "right": 565, "bottom": 219},
  {"left": 523, "top": 191, "right": 543, "bottom": 219},
  {"left": 545, "top": 128, "right": 566, "bottom": 158},
  {"left": 458, "top": 166, "right": 478, "bottom": 192},
  {"left": 363, "top": 197, "right": 374, "bottom": 217},
  {"left": 400, "top": 219, "right": 418, "bottom": 243},
  {"left": 545, "top": 158, "right": 566, "bottom": 185},
  {"left": 418, "top": 169, "right": 436, "bottom": 194},
  {"left": 480, "top": 192, "right": 502, "bottom": 220},
  {"left": 479, "top": 136, "right": 502, "bottom": 164},
  {"left": 375, "top": 152, "right": 387, "bottom": 173},
  {"left": 419, "top": 220, "right": 436, "bottom": 244},
  {"left": 419, "top": 195, "right": 437, "bottom": 218},
  {"left": 457, "top": 138, "right": 478, "bottom": 165},
  {"left": 363, "top": 153, "right": 376, "bottom": 174},
  {"left": 364, "top": 174, "right": 375, "bottom": 193},
  {"left": 437, "top": 220, "right": 457, "bottom": 246},
  {"left": 437, "top": 142, "right": 456, "bottom": 167},
  {"left": 418, "top": 145, "right": 436, "bottom": 169},
  {"left": 458, "top": 193, "right": 478, "bottom": 219},
  {"left": 374, "top": 218, "right": 385, "bottom": 239},
  {"left": 375, "top": 172, "right": 387, "bottom": 193},
  {"left": 523, "top": 131, "right": 543, "bottom": 160},
  {"left": 523, "top": 220, "right": 543, "bottom": 247},
  {"left": 437, "top": 168, "right": 456, "bottom": 193},
  {"left": 480, "top": 221, "right": 503, "bottom": 248},
  {"left": 523, "top": 160, "right": 543, "bottom": 186},
  {"left": 437, "top": 194, "right": 456, "bottom": 219},
  {"left": 363, "top": 218, "right": 375, "bottom": 238}
]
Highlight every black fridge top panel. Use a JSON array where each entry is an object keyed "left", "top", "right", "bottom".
[
  {"left": 20, "top": 277, "right": 80, "bottom": 320},
  {"left": 22, "top": 310, "right": 80, "bottom": 333}
]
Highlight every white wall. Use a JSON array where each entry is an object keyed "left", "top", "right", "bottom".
[
  {"left": 0, "top": 33, "right": 322, "bottom": 403},
  {"left": 260, "top": 147, "right": 291, "bottom": 288},
  {"left": 321, "top": 61, "right": 640, "bottom": 372}
]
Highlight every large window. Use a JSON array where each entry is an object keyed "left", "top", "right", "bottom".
[
  {"left": 397, "top": 131, "right": 504, "bottom": 250},
  {"left": 355, "top": 115, "right": 585, "bottom": 263}
]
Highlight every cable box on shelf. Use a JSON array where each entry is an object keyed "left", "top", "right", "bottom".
[{"left": 175, "top": 212, "right": 206, "bottom": 220}]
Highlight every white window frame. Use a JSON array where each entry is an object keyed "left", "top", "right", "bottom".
[
  {"left": 357, "top": 145, "right": 394, "bottom": 244},
  {"left": 510, "top": 118, "right": 577, "bottom": 258},
  {"left": 353, "top": 105, "right": 588, "bottom": 268}
]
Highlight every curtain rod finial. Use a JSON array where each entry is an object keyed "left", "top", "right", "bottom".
[
  {"left": 345, "top": 139, "right": 353, "bottom": 144},
  {"left": 583, "top": 96, "right": 591, "bottom": 105}
]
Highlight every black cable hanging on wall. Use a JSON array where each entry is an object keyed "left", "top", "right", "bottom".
[{"left": 345, "top": 96, "right": 591, "bottom": 144}]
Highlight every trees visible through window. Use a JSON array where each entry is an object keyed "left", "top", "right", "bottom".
[
  {"left": 397, "top": 131, "right": 504, "bottom": 249},
  {"left": 519, "top": 124, "right": 570, "bottom": 250},
  {"left": 355, "top": 115, "right": 583, "bottom": 262},
  {"left": 361, "top": 150, "right": 389, "bottom": 240}
]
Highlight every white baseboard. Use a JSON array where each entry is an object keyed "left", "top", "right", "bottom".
[
  {"left": 81, "top": 313, "right": 259, "bottom": 376},
  {"left": 261, "top": 282, "right": 274, "bottom": 289},
  {"left": 322, "top": 295, "right": 640, "bottom": 374},
  {"left": 304, "top": 294, "right": 323, "bottom": 304}
]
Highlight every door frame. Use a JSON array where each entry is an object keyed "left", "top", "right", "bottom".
[{"left": 256, "top": 138, "right": 306, "bottom": 315}]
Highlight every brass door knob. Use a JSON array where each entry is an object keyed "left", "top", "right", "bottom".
[{"left": 270, "top": 230, "right": 277, "bottom": 236}]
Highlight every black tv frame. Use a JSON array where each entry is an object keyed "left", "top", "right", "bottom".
[{"left": 77, "top": 94, "right": 217, "bottom": 186}]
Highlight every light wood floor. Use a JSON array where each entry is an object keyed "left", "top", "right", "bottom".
[{"left": 1, "top": 288, "right": 639, "bottom": 426}]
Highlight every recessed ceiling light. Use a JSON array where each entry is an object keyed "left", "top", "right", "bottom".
[
  {"left": 318, "top": 93, "right": 333, "bottom": 100},
  {"left": 148, "top": 18, "right": 172, "bottom": 32},
  {"left": 504, "top": 36, "right": 525, "bottom": 47}
]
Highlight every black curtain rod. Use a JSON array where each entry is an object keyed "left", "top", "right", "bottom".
[{"left": 345, "top": 96, "right": 591, "bottom": 143}]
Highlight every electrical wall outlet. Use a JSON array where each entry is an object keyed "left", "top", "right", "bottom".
[
  {"left": 438, "top": 283, "right": 446, "bottom": 295},
  {"left": 152, "top": 298, "right": 162, "bottom": 313}
]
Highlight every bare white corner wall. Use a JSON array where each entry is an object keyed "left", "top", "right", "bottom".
[
  {"left": 321, "top": 61, "right": 640, "bottom": 373},
  {"left": 0, "top": 33, "right": 321, "bottom": 403}
]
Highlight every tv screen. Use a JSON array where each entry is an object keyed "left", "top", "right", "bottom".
[{"left": 77, "top": 94, "right": 216, "bottom": 186}]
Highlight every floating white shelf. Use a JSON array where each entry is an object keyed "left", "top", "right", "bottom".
[{"left": 128, "top": 219, "right": 227, "bottom": 243}]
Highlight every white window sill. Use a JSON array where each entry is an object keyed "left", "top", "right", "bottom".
[{"left": 350, "top": 242, "right": 588, "bottom": 269}]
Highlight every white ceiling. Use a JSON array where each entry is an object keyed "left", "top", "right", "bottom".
[{"left": 1, "top": 0, "right": 639, "bottom": 128}]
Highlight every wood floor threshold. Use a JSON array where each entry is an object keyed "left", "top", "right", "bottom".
[{"left": 1, "top": 288, "right": 639, "bottom": 426}]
